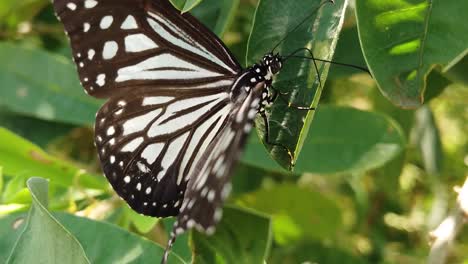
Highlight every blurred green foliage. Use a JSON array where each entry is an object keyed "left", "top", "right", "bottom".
[{"left": 0, "top": 0, "right": 467, "bottom": 263}]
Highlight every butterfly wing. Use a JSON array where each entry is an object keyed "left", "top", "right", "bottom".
[
  {"left": 95, "top": 85, "right": 234, "bottom": 216},
  {"left": 53, "top": 0, "right": 241, "bottom": 98},
  {"left": 53, "top": 0, "right": 243, "bottom": 217}
]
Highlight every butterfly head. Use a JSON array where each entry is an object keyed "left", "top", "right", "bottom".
[{"left": 263, "top": 53, "right": 283, "bottom": 75}]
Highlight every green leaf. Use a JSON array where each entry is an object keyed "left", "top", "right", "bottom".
[
  {"left": 7, "top": 178, "right": 90, "bottom": 264},
  {"left": 191, "top": 206, "right": 272, "bottom": 264},
  {"left": 0, "top": 181, "right": 186, "bottom": 264},
  {"left": 237, "top": 184, "right": 341, "bottom": 243},
  {"left": 247, "top": 0, "right": 348, "bottom": 170},
  {"left": 0, "top": 127, "right": 106, "bottom": 190},
  {"left": 191, "top": 0, "right": 239, "bottom": 36},
  {"left": 124, "top": 206, "right": 159, "bottom": 234},
  {"left": 269, "top": 240, "right": 366, "bottom": 264},
  {"left": 242, "top": 132, "right": 283, "bottom": 172},
  {"left": 355, "top": 0, "right": 468, "bottom": 108},
  {"left": 169, "top": 0, "right": 204, "bottom": 13},
  {"left": 0, "top": 109, "right": 74, "bottom": 147},
  {"left": 0, "top": 167, "right": 3, "bottom": 196},
  {"left": 54, "top": 213, "right": 186, "bottom": 263},
  {"left": 0, "top": 213, "right": 28, "bottom": 263},
  {"left": 445, "top": 55, "right": 468, "bottom": 86},
  {"left": 295, "top": 106, "right": 406, "bottom": 174},
  {"left": 0, "top": 42, "right": 101, "bottom": 125},
  {"left": 0, "top": 0, "right": 47, "bottom": 29},
  {"left": 2, "top": 174, "right": 30, "bottom": 204},
  {"left": 328, "top": 25, "right": 368, "bottom": 79}
]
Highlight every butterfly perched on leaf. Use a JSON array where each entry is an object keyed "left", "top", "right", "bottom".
[{"left": 53, "top": 0, "right": 345, "bottom": 262}]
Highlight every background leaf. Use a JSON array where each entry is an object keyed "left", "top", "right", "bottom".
[
  {"left": 6, "top": 177, "right": 90, "bottom": 264},
  {"left": 295, "top": 106, "right": 405, "bottom": 174},
  {"left": 237, "top": 184, "right": 341, "bottom": 243},
  {"left": 355, "top": 0, "right": 468, "bottom": 107},
  {"left": 0, "top": 128, "right": 106, "bottom": 190},
  {"left": 191, "top": 206, "right": 271, "bottom": 264},
  {"left": 0, "top": 42, "right": 100, "bottom": 125},
  {"left": 191, "top": 0, "right": 239, "bottom": 36}
]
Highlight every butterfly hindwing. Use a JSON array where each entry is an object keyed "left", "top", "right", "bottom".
[{"left": 95, "top": 85, "right": 234, "bottom": 216}]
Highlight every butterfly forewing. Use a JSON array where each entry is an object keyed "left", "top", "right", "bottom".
[{"left": 53, "top": 0, "right": 241, "bottom": 98}]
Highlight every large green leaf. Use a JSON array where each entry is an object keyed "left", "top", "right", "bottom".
[
  {"left": 191, "top": 206, "right": 272, "bottom": 264},
  {"left": 55, "top": 213, "right": 186, "bottom": 264},
  {"left": 247, "top": 0, "right": 348, "bottom": 170},
  {"left": 295, "top": 106, "right": 405, "bottom": 174},
  {"left": 237, "top": 184, "right": 341, "bottom": 243},
  {"left": 355, "top": 0, "right": 468, "bottom": 108},
  {"left": 0, "top": 128, "right": 106, "bottom": 190},
  {"left": 0, "top": 42, "right": 100, "bottom": 125},
  {"left": 0, "top": 178, "right": 186, "bottom": 264},
  {"left": 6, "top": 178, "right": 90, "bottom": 264}
]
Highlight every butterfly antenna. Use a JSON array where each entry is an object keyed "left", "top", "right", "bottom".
[
  {"left": 284, "top": 47, "right": 371, "bottom": 75},
  {"left": 271, "top": 0, "right": 334, "bottom": 53}
]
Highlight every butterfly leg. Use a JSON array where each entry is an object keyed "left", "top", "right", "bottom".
[
  {"left": 259, "top": 109, "right": 296, "bottom": 170},
  {"left": 270, "top": 85, "right": 317, "bottom": 111}
]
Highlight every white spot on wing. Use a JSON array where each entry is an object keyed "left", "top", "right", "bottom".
[
  {"left": 124, "top": 176, "right": 131, "bottom": 183},
  {"left": 96, "top": 74, "right": 106, "bottom": 86},
  {"left": 121, "top": 15, "right": 138, "bottom": 29},
  {"left": 145, "top": 187, "right": 152, "bottom": 194},
  {"left": 83, "top": 22, "right": 90, "bottom": 32},
  {"left": 107, "top": 126, "right": 115, "bottom": 136},
  {"left": 124, "top": 34, "right": 158, "bottom": 53},
  {"left": 100, "top": 15, "right": 114, "bottom": 29},
  {"left": 67, "top": 3, "right": 77, "bottom": 10},
  {"left": 84, "top": 0, "right": 98, "bottom": 8},
  {"left": 88, "top": 49, "right": 95, "bottom": 60},
  {"left": 103, "top": 41, "right": 118, "bottom": 60}
]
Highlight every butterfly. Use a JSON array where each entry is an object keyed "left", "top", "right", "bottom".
[{"left": 53, "top": 0, "right": 332, "bottom": 262}]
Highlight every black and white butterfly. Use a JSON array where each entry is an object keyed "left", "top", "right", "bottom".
[{"left": 53, "top": 0, "right": 332, "bottom": 262}]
